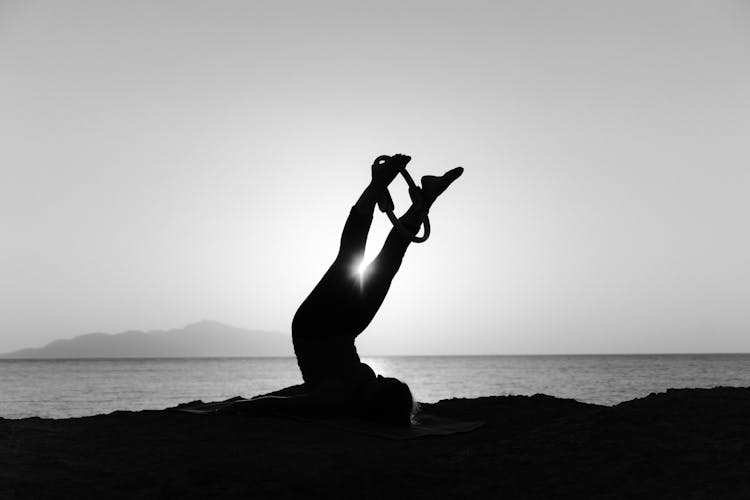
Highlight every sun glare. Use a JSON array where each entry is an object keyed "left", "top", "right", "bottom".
[
  {"left": 357, "top": 259, "right": 369, "bottom": 278},
  {"left": 353, "top": 258, "right": 376, "bottom": 284}
]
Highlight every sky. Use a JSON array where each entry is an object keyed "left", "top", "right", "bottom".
[{"left": 2, "top": 0, "right": 749, "bottom": 355}]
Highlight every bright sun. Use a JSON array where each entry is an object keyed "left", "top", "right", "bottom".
[
  {"left": 357, "top": 259, "right": 369, "bottom": 277},
  {"left": 355, "top": 257, "right": 376, "bottom": 280}
]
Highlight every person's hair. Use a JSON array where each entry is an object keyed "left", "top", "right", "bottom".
[{"left": 370, "top": 377, "right": 416, "bottom": 427}]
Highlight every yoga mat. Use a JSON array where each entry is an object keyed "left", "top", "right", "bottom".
[{"left": 168, "top": 397, "right": 485, "bottom": 440}]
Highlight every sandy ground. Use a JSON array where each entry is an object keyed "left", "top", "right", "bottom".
[{"left": 2, "top": 387, "right": 750, "bottom": 499}]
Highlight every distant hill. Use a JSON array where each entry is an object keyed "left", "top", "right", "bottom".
[{"left": 0, "top": 321, "right": 293, "bottom": 358}]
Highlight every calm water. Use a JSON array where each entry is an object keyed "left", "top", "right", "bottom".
[{"left": 1, "top": 355, "right": 749, "bottom": 419}]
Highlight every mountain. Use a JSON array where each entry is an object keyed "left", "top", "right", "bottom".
[{"left": 0, "top": 321, "right": 293, "bottom": 358}]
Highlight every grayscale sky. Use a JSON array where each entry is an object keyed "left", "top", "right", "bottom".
[{"left": 2, "top": 0, "right": 749, "bottom": 354}]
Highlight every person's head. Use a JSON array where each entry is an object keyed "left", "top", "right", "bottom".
[{"left": 364, "top": 375, "right": 416, "bottom": 427}]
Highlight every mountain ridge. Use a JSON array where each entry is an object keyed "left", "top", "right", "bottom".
[{"left": 0, "top": 320, "right": 293, "bottom": 358}]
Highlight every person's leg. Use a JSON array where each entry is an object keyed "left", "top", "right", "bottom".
[
  {"left": 336, "top": 154, "right": 412, "bottom": 269},
  {"left": 363, "top": 204, "right": 422, "bottom": 288},
  {"left": 292, "top": 155, "right": 411, "bottom": 338},
  {"left": 333, "top": 184, "right": 379, "bottom": 273},
  {"left": 359, "top": 167, "right": 464, "bottom": 318}
]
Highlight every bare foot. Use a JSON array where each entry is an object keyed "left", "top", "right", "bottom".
[
  {"left": 371, "top": 154, "right": 411, "bottom": 188},
  {"left": 420, "top": 167, "right": 463, "bottom": 209}
]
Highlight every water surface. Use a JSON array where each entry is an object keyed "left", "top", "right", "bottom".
[{"left": 2, "top": 354, "right": 749, "bottom": 419}]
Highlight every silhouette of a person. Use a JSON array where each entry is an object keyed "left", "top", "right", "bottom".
[{"left": 219, "top": 154, "right": 462, "bottom": 426}]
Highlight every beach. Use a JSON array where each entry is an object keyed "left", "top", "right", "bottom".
[{"left": 3, "top": 386, "right": 749, "bottom": 499}]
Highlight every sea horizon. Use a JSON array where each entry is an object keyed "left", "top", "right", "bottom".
[{"left": 3, "top": 352, "right": 750, "bottom": 360}]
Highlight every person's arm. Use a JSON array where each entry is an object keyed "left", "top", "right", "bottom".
[
  {"left": 250, "top": 383, "right": 308, "bottom": 399},
  {"left": 217, "top": 383, "right": 348, "bottom": 418},
  {"left": 214, "top": 395, "right": 321, "bottom": 417}
]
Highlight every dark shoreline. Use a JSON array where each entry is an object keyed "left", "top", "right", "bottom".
[{"left": 3, "top": 386, "right": 750, "bottom": 499}]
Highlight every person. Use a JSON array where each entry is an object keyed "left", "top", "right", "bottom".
[{"left": 217, "top": 154, "right": 463, "bottom": 426}]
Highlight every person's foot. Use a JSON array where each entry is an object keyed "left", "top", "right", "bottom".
[
  {"left": 371, "top": 154, "right": 411, "bottom": 189},
  {"left": 420, "top": 167, "right": 464, "bottom": 209}
]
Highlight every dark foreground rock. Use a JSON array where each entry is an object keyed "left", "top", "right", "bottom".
[{"left": 2, "top": 387, "right": 750, "bottom": 499}]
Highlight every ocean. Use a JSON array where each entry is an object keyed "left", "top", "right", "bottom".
[{"left": 1, "top": 354, "right": 749, "bottom": 419}]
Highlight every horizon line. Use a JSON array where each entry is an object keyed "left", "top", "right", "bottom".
[{"left": 2, "top": 352, "right": 750, "bottom": 361}]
